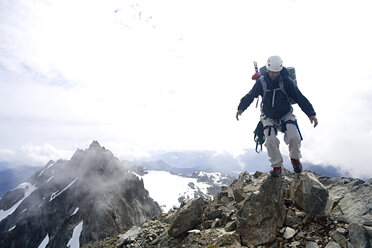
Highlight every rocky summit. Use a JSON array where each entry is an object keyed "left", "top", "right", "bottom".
[
  {"left": 83, "top": 170, "right": 372, "bottom": 248},
  {"left": 0, "top": 141, "right": 161, "bottom": 248},
  {"left": 1, "top": 142, "right": 371, "bottom": 248}
]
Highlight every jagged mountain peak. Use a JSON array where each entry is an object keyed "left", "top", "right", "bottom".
[
  {"left": 89, "top": 140, "right": 103, "bottom": 150},
  {"left": 69, "top": 141, "right": 117, "bottom": 173},
  {"left": 0, "top": 143, "right": 161, "bottom": 248}
]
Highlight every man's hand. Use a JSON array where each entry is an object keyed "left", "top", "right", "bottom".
[
  {"left": 309, "top": 116, "right": 318, "bottom": 127},
  {"left": 236, "top": 110, "right": 244, "bottom": 121}
]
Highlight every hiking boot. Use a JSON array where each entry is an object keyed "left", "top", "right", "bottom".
[
  {"left": 270, "top": 167, "right": 282, "bottom": 177},
  {"left": 291, "top": 158, "right": 302, "bottom": 173}
]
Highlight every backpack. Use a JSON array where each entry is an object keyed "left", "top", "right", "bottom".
[{"left": 258, "top": 66, "right": 297, "bottom": 105}]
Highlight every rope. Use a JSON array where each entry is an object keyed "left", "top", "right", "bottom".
[{"left": 253, "top": 121, "right": 265, "bottom": 153}]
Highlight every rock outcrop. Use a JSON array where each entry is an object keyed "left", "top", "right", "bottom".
[
  {"left": 2, "top": 146, "right": 371, "bottom": 248},
  {"left": 320, "top": 176, "right": 372, "bottom": 224},
  {"left": 292, "top": 172, "right": 329, "bottom": 215},
  {"left": 0, "top": 141, "right": 161, "bottom": 248},
  {"left": 168, "top": 197, "right": 208, "bottom": 237},
  {"left": 84, "top": 169, "right": 371, "bottom": 248},
  {"left": 235, "top": 173, "right": 286, "bottom": 246}
]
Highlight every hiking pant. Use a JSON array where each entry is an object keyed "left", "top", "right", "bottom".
[{"left": 261, "top": 112, "right": 302, "bottom": 168}]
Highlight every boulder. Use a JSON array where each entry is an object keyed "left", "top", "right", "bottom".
[
  {"left": 168, "top": 198, "right": 207, "bottom": 237},
  {"left": 285, "top": 208, "right": 301, "bottom": 227},
  {"left": 324, "top": 177, "right": 372, "bottom": 224},
  {"left": 325, "top": 241, "right": 342, "bottom": 248},
  {"left": 203, "top": 184, "right": 235, "bottom": 223},
  {"left": 224, "top": 221, "right": 237, "bottom": 232},
  {"left": 230, "top": 172, "right": 252, "bottom": 203},
  {"left": 306, "top": 241, "right": 320, "bottom": 248},
  {"left": 283, "top": 227, "right": 296, "bottom": 239},
  {"left": 214, "top": 233, "right": 243, "bottom": 248},
  {"left": 348, "top": 223, "right": 371, "bottom": 248},
  {"left": 292, "top": 172, "right": 329, "bottom": 215},
  {"left": 329, "top": 228, "right": 347, "bottom": 248},
  {"left": 236, "top": 174, "right": 286, "bottom": 246},
  {"left": 116, "top": 226, "right": 141, "bottom": 246},
  {"left": 329, "top": 229, "right": 348, "bottom": 248}
]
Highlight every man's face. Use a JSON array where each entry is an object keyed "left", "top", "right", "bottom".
[{"left": 268, "top": 70, "right": 280, "bottom": 80}]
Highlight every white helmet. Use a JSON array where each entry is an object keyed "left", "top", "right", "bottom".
[{"left": 266, "top": 56, "right": 283, "bottom": 72}]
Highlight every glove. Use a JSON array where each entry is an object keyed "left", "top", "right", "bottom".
[{"left": 251, "top": 72, "right": 260, "bottom": 80}]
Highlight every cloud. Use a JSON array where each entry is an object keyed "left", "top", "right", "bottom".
[
  {"left": 0, "top": 0, "right": 372, "bottom": 178},
  {"left": 0, "top": 143, "right": 73, "bottom": 167}
]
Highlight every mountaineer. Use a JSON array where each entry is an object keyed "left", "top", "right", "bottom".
[{"left": 236, "top": 56, "right": 318, "bottom": 177}]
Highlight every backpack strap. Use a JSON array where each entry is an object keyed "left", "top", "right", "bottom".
[
  {"left": 255, "top": 76, "right": 268, "bottom": 109},
  {"left": 279, "top": 80, "right": 289, "bottom": 102},
  {"left": 259, "top": 76, "right": 269, "bottom": 102},
  {"left": 260, "top": 76, "right": 287, "bottom": 108}
]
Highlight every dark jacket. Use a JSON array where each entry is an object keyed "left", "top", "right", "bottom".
[{"left": 238, "top": 68, "right": 316, "bottom": 119}]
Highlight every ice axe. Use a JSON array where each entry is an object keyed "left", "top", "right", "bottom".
[
  {"left": 252, "top": 61, "right": 261, "bottom": 108},
  {"left": 252, "top": 61, "right": 260, "bottom": 80}
]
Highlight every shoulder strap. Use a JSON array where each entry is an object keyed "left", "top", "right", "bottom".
[
  {"left": 259, "top": 76, "right": 268, "bottom": 99},
  {"left": 260, "top": 76, "right": 278, "bottom": 108},
  {"left": 279, "top": 79, "right": 288, "bottom": 98},
  {"left": 261, "top": 76, "right": 293, "bottom": 108},
  {"left": 279, "top": 78, "right": 296, "bottom": 104}
]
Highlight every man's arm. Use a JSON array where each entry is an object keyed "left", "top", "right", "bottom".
[
  {"left": 285, "top": 79, "right": 318, "bottom": 127},
  {"left": 236, "top": 81, "right": 262, "bottom": 121},
  {"left": 285, "top": 79, "right": 316, "bottom": 118}
]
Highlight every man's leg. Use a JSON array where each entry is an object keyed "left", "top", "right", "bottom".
[
  {"left": 284, "top": 123, "right": 302, "bottom": 160},
  {"left": 283, "top": 118, "right": 302, "bottom": 173},
  {"left": 264, "top": 126, "right": 283, "bottom": 169},
  {"left": 261, "top": 117, "right": 283, "bottom": 176}
]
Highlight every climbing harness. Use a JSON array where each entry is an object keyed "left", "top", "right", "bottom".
[
  {"left": 263, "top": 119, "right": 303, "bottom": 140},
  {"left": 281, "top": 120, "right": 303, "bottom": 140}
]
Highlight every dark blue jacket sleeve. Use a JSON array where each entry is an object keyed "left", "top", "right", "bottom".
[
  {"left": 284, "top": 79, "right": 316, "bottom": 117},
  {"left": 237, "top": 81, "right": 263, "bottom": 111}
]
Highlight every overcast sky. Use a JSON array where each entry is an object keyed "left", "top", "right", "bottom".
[{"left": 1, "top": 0, "right": 371, "bottom": 178}]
